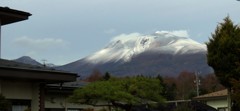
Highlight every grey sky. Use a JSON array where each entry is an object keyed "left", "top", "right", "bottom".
[{"left": 1, "top": 0, "right": 240, "bottom": 65}]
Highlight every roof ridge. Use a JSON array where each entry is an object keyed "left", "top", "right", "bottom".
[{"left": 194, "top": 89, "right": 227, "bottom": 99}]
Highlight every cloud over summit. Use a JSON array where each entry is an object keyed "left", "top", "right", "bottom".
[
  {"left": 155, "top": 30, "right": 189, "bottom": 38},
  {"left": 111, "top": 30, "right": 190, "bottom": 43}
]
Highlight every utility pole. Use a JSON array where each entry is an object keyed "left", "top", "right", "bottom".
[
  {"left": 0, "top": 20, "right": 2, "bottom": 58},
  {"left": 194, "top": 72, "right": 201, "bottom": 96},
  {"left": 0, "top": 19, "right": 4, "bottom": 59}
]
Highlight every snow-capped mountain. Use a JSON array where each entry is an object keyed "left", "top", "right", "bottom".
[
  {"left": 57, "top": 31, "right": 212, "bottom": 77},
  {"left": 86, "top": 31, "right": 206, "bottom": 63}
]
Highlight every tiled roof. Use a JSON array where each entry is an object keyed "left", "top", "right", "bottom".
[
  {"left": 0, "top": 6, "right": 31, "bottom": 25},
  {"left": 194, "top": 89, "right": 228, "bottom": 99},
  {"left": 0, "top": 59, "right": 77, "bottom": 82},
  {"left": 0, "top": 7, "right": 31, "bottom": 16},
  {"left": 0, "top": 59, "right": 68, "bottom": 73},
  {"left": 48, "top": 81, "right": 89, "bottom": 88}
]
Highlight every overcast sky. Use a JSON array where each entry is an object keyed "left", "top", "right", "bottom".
[{"left": 1, "top": 0, "right": 240, "bottom": 65}]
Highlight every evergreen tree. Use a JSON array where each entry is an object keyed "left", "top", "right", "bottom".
[
  {"left": 69, "top": 77, "right": 165, "bottom": 111},
  {"left": 206, "top": 16, "right": 240, "bottom": 111},
  {"left": 156, "top": 75, "right": 176, "bottom": 100},
  {"left": 103, "top": 72, "right": 111, "bottom": 80},
  {"left": 206, "top": 16, "right": 240, "bottom": 88}
]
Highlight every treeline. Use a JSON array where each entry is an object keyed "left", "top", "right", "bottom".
[
  {"left": 162, "top": 71, "right": 224, "bottom": 100},
  {"left": 83, "top": 70, "right": 224, "bottom": 101}
]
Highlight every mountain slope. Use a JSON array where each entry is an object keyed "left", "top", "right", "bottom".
[
  {"left": 13, "top": 56, "right": 57, "bottom": 67},
  {"left": 13, "top": 56, "right": 42, "bottom": 66},
  {"left": 57, "top": 31, "right": 213, "bottom": 77}
]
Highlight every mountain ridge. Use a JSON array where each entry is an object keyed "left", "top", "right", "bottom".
[
  {"left": 12, "top": 56, "right": 57, "bottom": 67},
  {"left": 13, "top": 56, "right": 42, "bottom": 66}
]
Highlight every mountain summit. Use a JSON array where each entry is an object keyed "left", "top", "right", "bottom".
[
  {"left": 86, "top": 31, "right": 206, "bottom": 63},
  {"left": 13, "top": 56, "right": 42, "bottom": 66},
  {"left": 57, "top": 31, "right": 212, "bottom": 77},
  {"left": 13, "top": 56, "right": 57, "bottom": 67}
]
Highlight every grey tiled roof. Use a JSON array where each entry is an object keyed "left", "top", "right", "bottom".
[
  {"left": 47, "top": 81, "right": 89, "bottom": 88},
  {"left": 0, "top": 59, "right": 77, "bottom": 82},
  {"left": 0, "top": 59, "right": 63, "bottom": 73},
  {"left": 0, "top": 6, "right": 31, "bottom": 16},
  {"left": 194, "top": 89, "right": 227, "bottom": 99},
  {"left": 0, "top": 6, "right": 31, "bottom": 25}
]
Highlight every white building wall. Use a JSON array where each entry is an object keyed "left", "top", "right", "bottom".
[
  {"left": 0, "top": 79, "right": 40, "bottom": 111},
  {"left": 1, "top": 80, "right": 32, "bottom": 99},
  {"left": 207, "top": 99, "right": 228, "bottom": 111},
  {"left": 31, "top": 83, "right": 40, "bottom": 111}
]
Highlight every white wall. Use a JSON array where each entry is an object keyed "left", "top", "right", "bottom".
[
  {"left": 0, "top": 79, "right": 40, "bottom": 111},
  {"left": 31, "top": 83, "right": 40, "bottom": 111},
  {"left": 1, "top": 80, "right": 32, "bottom": 99},
  {"left": 207, "top": 98, "right": 228, "bottom": 111}
]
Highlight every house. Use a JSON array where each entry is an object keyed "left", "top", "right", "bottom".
[
  {"left": 0, "top": 7, "right": 78, "bottom": 111},
  {"left": 0, "top": 59, "right": 77, "bottom": 111},
  {"left": 193, "top": 89, "right": 228, "bottom": 111}
]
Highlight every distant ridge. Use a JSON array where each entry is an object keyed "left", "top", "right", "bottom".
[
  {"left": 13, "top": 56, "right": 42, "bottom": 66},
  {"left": 13, "top": 56, "right": 57, "bottom": 67}
]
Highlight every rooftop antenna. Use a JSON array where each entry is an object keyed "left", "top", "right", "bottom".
[
  {"left": 41, "top": 59, "right": 47, "bottom": 67},
  {"left": 194, "top": 72, "right": 201, "bottom": 96}
]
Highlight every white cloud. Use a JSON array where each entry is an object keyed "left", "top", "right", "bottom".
[
  {"left": 171, "top": 30, "right": 189, "bottom": 37},
  {"left": 155, "top": 30, "right": 189, "bottom": 38},
  {"left": 111, "top": 33, "right": 141, "bottom": 42},
  {"left": 104, "top": 28, "right": 117, "bottom": 34},
  {"left": 13, "top": 36, "right": 69, "bottom": 50},
  {"left": 111, "top": 30, "right": 190, "bottom": 43}
]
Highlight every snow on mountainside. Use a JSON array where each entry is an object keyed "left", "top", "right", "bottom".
[
  {"left": 57, "top": 31, "right": 212, "bottom": 77},
  {"left": 85, "top": 31, "right": 206, "bottom": 63}
]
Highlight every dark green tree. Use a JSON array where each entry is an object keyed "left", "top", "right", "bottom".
[
  {"left": 230, "top": 79, "right": 240, "bottom": 110},
  {"left": 0, "top": 94, "right": 10, "bottom": 110},
  {"left": 206, "top": 16, "right": 240, "bottom": 110},
  {"left": 206, "top": 16, "right": 240, "bottom": 88},
  {"left": 156, "top": 75, "right": 176, "bottom": 100},
  {"left": 173, "top": 103, "right": 195, "bottom": 111},
  {"left": 103, "top": 72, "right": 111, "bottom": 81},
  {"left": 69, "top": 76, "right": 165, "bottom": 111}
]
